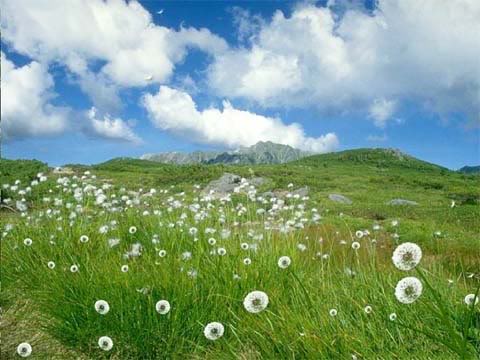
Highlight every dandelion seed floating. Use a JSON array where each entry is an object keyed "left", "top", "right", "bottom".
[
  {"left": 17, "top": 342, "right": 32, "bottom": 357},
  {"left": 243, "top": 291, "right": 269, "bottom": 313},
  {"left": 98, "top": 336, "right": 113, "bottom": 351},
  {"left": 203, "top": 322, "right": 225, "bottom": 340},
  {"left": 277, "top": 256, "right": 291, "bottom": 269},
  {"left": 392, "top": 242, "right": 422, "bottom": 271},
  {"left": 155, "top": 300, "right": 171, "bottom": 315},
  {"left": 395, "top": 277, "right": 423, "bottom": 304},
  {"left": 95, "top": 300, "right": 110, "bottom": 315}
]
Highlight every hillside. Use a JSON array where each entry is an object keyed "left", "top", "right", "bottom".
[{"left": 458, "top": 165, "right": 480, "bottom": 174}]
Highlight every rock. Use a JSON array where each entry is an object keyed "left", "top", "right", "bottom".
[
  {"left": 292, "top": 186, "right": 309, "bottom": 197},
  {"left": 387, "top": 199, "right": 418, "bottom": 206},
  {"left": 328, "top": 194, "right": 352, "bottom": 204},
  {"left": 202, "top": 173, "right": 267, "bottom": 198}
]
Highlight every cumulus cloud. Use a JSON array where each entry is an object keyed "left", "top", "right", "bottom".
[
  {"left": 85, "top": 107, "right": 142, "bottom": 144},
  {"left": 369, "top": 98, "right": 397, "bottom": 128},
  {"left": 142, "top": 86, "right": 338, "bottom": 153},
  {"left": 208, "top": 0, "right": 480, "bottom": 124},
  {"left": 1, "top": 0, "right": 227, "bottom": 100},
  {"left": 1, "top": 52, "right": 68, "bottom": 140}
]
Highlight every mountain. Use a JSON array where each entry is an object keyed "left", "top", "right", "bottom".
[
  {"left": 140, "top": 141, "right": 312, "bottom": 165},
  {"left": 458, "top": 165, "right": 480, "bottom": 174}
]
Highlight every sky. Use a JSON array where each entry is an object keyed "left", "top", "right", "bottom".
[{"left": 1, "top": 0, "right": 479, "bottom": 169}]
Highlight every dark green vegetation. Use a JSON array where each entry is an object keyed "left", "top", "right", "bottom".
[{"left": 459, "top": 165, "right": 480, "bottom": 175}]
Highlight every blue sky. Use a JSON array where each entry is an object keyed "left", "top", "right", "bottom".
[{"left": 1, "top": 0, "right": 479, "bottom": 169}]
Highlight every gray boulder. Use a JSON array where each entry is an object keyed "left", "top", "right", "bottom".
[
  {"left": 388, "top": 199, "right": 418, "bottom": 206},
  {"left": 203, "top": 173, "right": 267, "bottom": 198},
  {"left": 328, "top": 194, "right": 352, "bottom": 204}
]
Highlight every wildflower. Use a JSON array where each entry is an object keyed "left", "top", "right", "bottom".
[
  {"left": 24, "top": 238, "right": 33, "bottom": 246},
  {"left": 121, "top": 265, "right": 129, "bottom": 273},
  {"left": 95, "top": 300, "right": 110, "bottom": 315},
  {"left": 217, "top": 247, "right": 227, "bottom": 256},
  {"left": 355, "top": 230, "right": 364, "bottom": 239},
  {"left": 329, "top": 309, "right": 338, "bottom": 317},
  {"left": 108, "top": 238, "right": 120, "bottom": 247},
  {"left": 158, "top": 250, "right": 167, "bottom": 257},
  {"left": 464, "top": 294, "right": 479, "bottom": 306},
  {"left": 155, "top": 300, "right": 171, "bottom": 315},
  {"left": 243, "top": 257, "right": 252, "bottom": 265},
  {"left": 47, "top": 261, "right": 56, "bottom": 269},
  {"left": 392, "top": 243, "right": 422, "bottom": 271},
  {"left": 17, "top": 342, "right": 32, "bottom": 357},
  {"left": 243, "top": 291, "right": 269, "bottom": 313},
  {"left": 182, "top": 251, "right": 192, "bottom": 261},
  {"left": 203, "top": 322, "right": 225, "bottom": 340},
  {"left": 208, "top": 238, "right": 216, "bottom": 245},
  {"left": 70, "top": 264, "right": 79, "bottom": 273},
  {"left": 395, "top": 277, "right": 423, "bottom": 304},
  {"left": 80, "top": 235, "right": 89, "bottom": 243},
  {"left": 277, "top": 256, "right": 291, "bottom": 269},
  {"left": 129, "top": 226, "right": 137, "bottom": 234},
  {"left": 352, "top": 242, "right": 360, "bottom": 250},
  {"left": 297, "top": 243, "right": 307, "bottom": 252},
  {"left": 98, "top": 336, "right": 113, "bottom": 351},
  {"left": 389, "top": 313, "right": 397, "bottom": 321},
  {"left": 240, "top": 242, "right": 249, "bottom": 250},
  {"left": 364, "top": 305, "right": 373, "bottom": 314}
]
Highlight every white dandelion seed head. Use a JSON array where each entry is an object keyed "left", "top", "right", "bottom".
[
  {"left": 355, "top": 230, "right": 364, "bottom": 239},
  {"left": 121, "top": 265, "right": 129, "bottom": 273},
  {"left": 240, "top": 242, "right": 249, "bottom": 250},
  {"left": 277, "top": 256, "right": 291, "bottom": 269},
  {"left": 352, "top": 242, "right": 361, "bottom": 250},
  {"left": 17, "top": 342, "right": 32, "bottom": 357},
  {"left": 80, "top": 235, "right": 89, "bottom": 243},
  {"left": 217, "top": 247, "right": 227, "bottom": 256},
  {"left": 395, "top": 277, "right": 423, "bottom": 304},
  {"left": 158, "top": 250, "right": 167, "bottom": 257},
  {"left": 364, "top": 305, "right": 373, "bottom": 314},
  {"left": 155, "top": 300, "right": 171, "bottom": 315},
  {"left": 243, "top": 257, "right": 252, "bottom": 265},
  {"left": 95, "top": 300, "right": 110, "bottom": 315},
  {"left": 23, "top": 238, "right": 33, "bottom": 246},
  {"left": 129, "top": 226, "right": 137, "bottom": 234},
  {"left": 203, "top": 322, "right": 225, "bottom": 341},
  {"left": 464, "top": 294, "right": 479, "bottom": 306},
  {"left": 392, "top": 242, "right": 422, "bottom": 271},
  {"left": 389, "top": 312, "right": 397, "bottom": 321},
  {"left": 329, "top": 308, "right": 338, "bottom": 317},
  {"left": 98, "top": 336, "right": 113, "bottom": 351},
  {"left": 70, "top": 264, "right": 79, "bottom": 273},
  {"left": 208, "top": 237, "right": 216, "bottom": 245},
  {"left": 47, "top": 261, "right": 56, "bottom": 269},
  {"left": 243, "top": 291, "right": 269, "bottom": 313}
]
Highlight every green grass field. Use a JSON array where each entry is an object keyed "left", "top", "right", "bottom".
[{"left": 1, "top": 149, "right": 479, "bottom": 359}]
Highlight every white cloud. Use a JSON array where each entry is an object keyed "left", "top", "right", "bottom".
[
  {"left": 142, "top": 86, "right": 338, "bottom": 153},
  {"left": 86, "top": 107, "right": 142, "bottom": 144},
  {"left": 368, "top": 98, "right": 397, "bottom": 128},
  {"left": 208, "top": 0, "right": 480, "bottom": 124},
  {"left": 1, "top": 52, "right": 68, "bottom": 140},
  {"left": 1, "top": 0, "right": 227, "bottom": 101},
  {"left": 366, "top": 134, "right": 388, "bottom": 142}
]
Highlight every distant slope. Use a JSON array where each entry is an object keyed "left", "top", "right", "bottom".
[
  {"left": 295, "top": 148, "right": 449, "bottom": 172},
  {"left": 458, "top": 165, "right": 480, "bottom": 174},
  {"left": 141, "top": 141, "right": 311, "bottom": 165},
  {"left": 0, "top": 159, "right": 49, "bottom": 186}
]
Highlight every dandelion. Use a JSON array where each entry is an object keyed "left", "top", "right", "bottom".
[
  {"left": 24, "top": 238, "right": 33, "bottom": 246},
  {"left": 108, "top": 238, "right": 120, "bottom": 247},
  {"left": 158, "top": 250, "right": 167, "bottom": 257},
  {"left": 129, "top": 226, "right": 137, "bottom": 234},
  {"left": 203, "top": 322, "right": 225, "bottom": 340},
  {"left": 17, "top": 343, "right": 32, "bottom": 357},
  {"left": 464, "top": 294, "right": 479, "bottom": 306},
  {"left": 155, "top": 300, "right": 171, "bottom": 315},
  {"left": 98, "top": 336, "right": 113, "bottom": 351},
  {"left": 243, "top": 257, "right": 252, "bottom": 265},
  {"left": 70, "top": 264, "right": 79, "bottom": 273},
  {"left": 47, "top": 261, "right": 55, "bottom": 269},
  {"left": 208, "top": 237, "right": 216, "bottom": 245},
  {"left": 329, "top": 308, "right": 338, "bottom": 317},
  {"left": 95, "top": 300, "right": 110, "bottom": 315},
  {"left": 240, "top": 242, "right": 249, "bottom": 250},
  {"left": 352, "top": 242, "right": 360, "bottom": 250},
  {"left": 217, "top": 247, "right": 227, "bottom": 256},
  {"left": 277, "top": 256, "right": 291, "bottom": 269},
  {"left": 389, "top": 313, "right": 397, "bottom": 321},
  {"left": 395, "top": 277, "right": 423, "bottom": 304},
  {"left": 243, "top": 291, "right": 269, "bottom": 313},
  {"left": 121, "top": 265, "right": 129, "bottom": 273},
  {"left": 392, "top": 243, "right": 422, "bottom": 271},
  {"left": 364, "top": 305, "right": 373, "bottom": 314},
  {"left": 80, "top": 235, "right": 89, "bottom": 243},
  {"left": 297, "top": 243, "right": 307, "bottom": 252},
  {"left": 355, "top": 230, "right": 364, "bottom": 239}
]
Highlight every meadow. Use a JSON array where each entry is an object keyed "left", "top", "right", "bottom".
[{"left": 1, "top": 149, "right": 479, "bottom": 359}]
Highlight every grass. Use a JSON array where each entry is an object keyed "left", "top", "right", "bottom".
[{"left": 1, "top": 150, "right": 479, "bottom": 359}]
